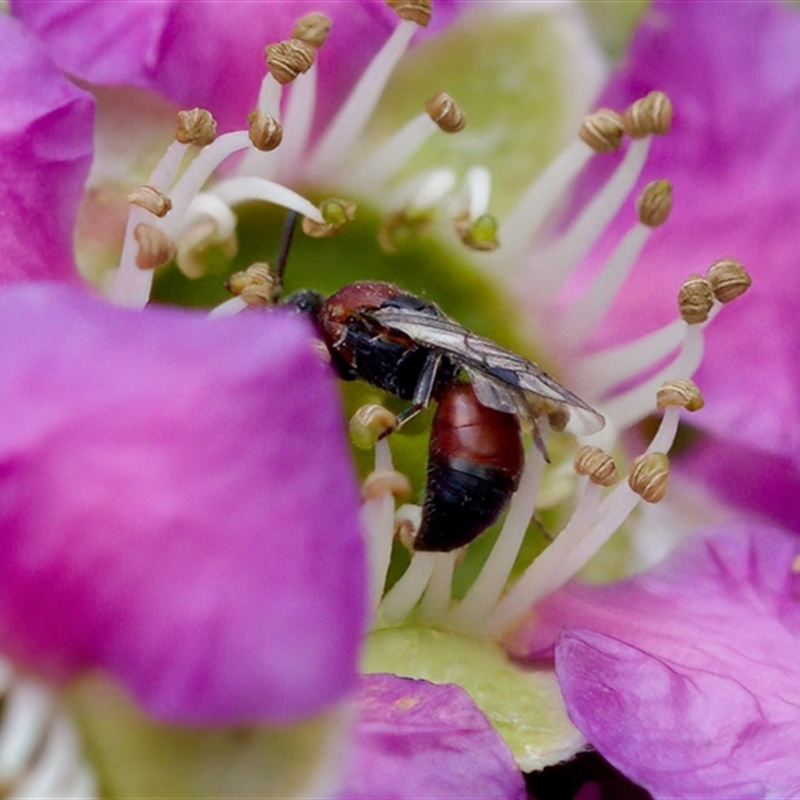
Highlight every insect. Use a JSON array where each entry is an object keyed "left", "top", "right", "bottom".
[{"left": 272, "top": 216, "right": 605, "bottom": 552}]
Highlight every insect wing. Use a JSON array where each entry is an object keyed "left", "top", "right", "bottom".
[{"left": 371, "top": 307, "right": 605, "bottom": 437}]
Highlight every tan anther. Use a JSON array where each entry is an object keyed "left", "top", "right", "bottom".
[
  {"left": 292, "top": 12, "right": 332, "bottom": 48},
  {"left": 176, "top": 108, "right": 217, "bottom": 146},
  {"left": 302, "top": 198, "right": 357, "bottom": 238},
  {"left": 133, "top": 223, "right": 176, "bottom": 270},
  {"left": 574, "top": 446, "right": 619, "bottom": 487},
  {"left": 637, "top": 180, "right": 673, "bottom": 227},
  {"left": 628, "top": 452, "right": 670, "bottom": 503},
  {"left": 226, "top": 263, "right": 277, "bottom": 307},
  {"left": 265, "top": 39, "right": 316, "bottom": 85},
  {"left": 623, "top": 91, "right": 673, "bottom": 138},
  {"left": 128, "top": 185, "right": 172, "bottom": 218},
  {"left": 248, "top": 110, "right": 284, "bottom": 151},
  {"left": 385, "top": 0, "right": 432, "bottom": 27},
  {"left": 678, "top": 274, "right": 714, "bottom": 324},
  {"left": 792, "top": 554, "right": 800, "bottom": 574},
  {"left": 362, "top": 469, "right": 413, "bottom": 502},
  {"left": 579, "top": 109, "right": 625, "bottom": 152},
  {"left": 454, "top": 213, "right": 499, "bottom": 252},
  {"left": 425, "top": 92, "right": 465, "bottom": 133},
  {"left": 350, "top": 404, "right": 398, "bottom": 449},
  {"left": 706, "top": 258, "right": 752, "bottom": 304},
  {"left": 657, "top": 378, "right": 705, "bottom": 412}
]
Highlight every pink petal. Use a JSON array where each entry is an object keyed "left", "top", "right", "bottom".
[
  {"left": 0, "top": 282, "right": 366, "bottom": 725},
  {"left": 12, "top": 1, "right": 461, "bottom": 134},
  {"left": 510, "top": 522, "right": 800, "bottom": 798},
  {"left": 341, "top": 673, "right": 526, "bottom": 800},
  {"left": 0, "top": 15, "right": 93, "bottom": 285}
]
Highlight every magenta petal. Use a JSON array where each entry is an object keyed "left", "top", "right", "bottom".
[
  {"left": 0, "top": 283, "right": 366, "bottom": 724},
  {"left": 12, "top": 1, "right": 462, "bottom": 134},
  {"left": 516, "top": 523, "right": 800, "bottom": 798},
  {"left": 341, "top": 674, "right": 526, "bottom": 800},
  {"left": 0, "top": 15, "right": 93, "bottom": 285}
]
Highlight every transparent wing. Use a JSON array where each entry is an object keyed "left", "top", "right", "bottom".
[{"left": 372, "top": 307, "right": 605, "bottom": 436}]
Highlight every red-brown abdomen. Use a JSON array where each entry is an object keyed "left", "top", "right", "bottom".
[{"left": 415, "top": 383, "right": 524, "bottom": 552}]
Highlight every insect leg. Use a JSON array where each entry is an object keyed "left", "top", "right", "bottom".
[{"left": 380, "top": 351, "right": 442, "bottom": 437}]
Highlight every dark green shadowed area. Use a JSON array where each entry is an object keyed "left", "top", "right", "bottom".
[{"left": 151, "top": 200, "right": 555, "bottom": 596}]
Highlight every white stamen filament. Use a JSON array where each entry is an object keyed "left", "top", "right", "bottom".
[
  {"left": 274, "top": 63, "right": 318, "bottom": 182},
  {"left": 110, "top": 210, "right": 161, "bottom": 308},
  {"left": 181, "top": 193, "right": 238, "bottom": 241},
  {"left": 0, "top": 663, "right": 97, "bottom": 799},
  {"left": 498, "top": 140, "right": 593, "bottom": 261},
  {"left": 559, "top": 222, "right": 652, "bottom": 347},
  {"left": 601, "top": 321, "right": 708, "bottom": 430},
  {"left": 160, "top": 132, "right": 254, "bottom": 236},
  {"left": 208, "top": 296, "right": 249, "bottom": 317},
  {"left": 419, "top": 552, "right": 457, "bottom": 622},
  {"left": 449, "top": 442, "right": 546, "bottom": 632},
  {"left": 577, "top": 318, "right": 687, "bottom": 397},
  {"left": 363, "top": 440, "right": 399, "bottom": 613},
  {"left": 351, "top": 112, "right": 438, "bottom": 191},
  {"left": 389, "top": 168, "right": 458, "bottom": 212},
  {"left": 489, "top": 479, "right": 601, "bottom": 633},
  {"left": 464, "top": 166, "right": 492, "bottom": 221},
  {"left": 211, "top": 177, "right": 325, "bottom": 223},
  {"left": 236, "top": 75, "right": 284, "bottom": 179},
  {"left": 531, "top": 137, "right": 651, "bottom": 301},
  {"left": 379, "top": 551, "right": 437, "bottom": 625},
  {"left": 148, "top": 140, "right": 191, "bottom": 194},
  {"left": 257, "top": 73, "right": 283, "bottom": 117},
  {"left": 489, "top": 405, "right": 682, "bottom": 634},
  {"left": 309, "top": 20, "right": 417, "bottom": 180},
  {"left": 109, "top": 140, "right": 190, "bottom": 308}
]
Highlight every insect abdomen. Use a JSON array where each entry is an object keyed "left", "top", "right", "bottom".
[{"left": 414, "top": 383, "right": 524, "bottom": 552}]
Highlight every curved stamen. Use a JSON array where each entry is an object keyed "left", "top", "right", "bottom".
[
  {"left": 489, "top": 404, "right": 682, "bottom": 635},
  {"left": 351, "top": 112, "right": 439, "bottom": 191},
  {"left": 211, "top": 177, "right": 325, "bottom": 223},
  {"left": 558, "top": 223, "right": 651, "bottom": 347},
  {"left": 576, "top": 318, "right": 687, "bottom": 397},
  {"left": 489, "top": 479, "right": 602, "bottom": 634},
  {"left": 601, "top": 321, "right": 708, "bottom": 429},
  {"left": 208, "top": 296, "right": 249, "bottom": 317},
  {"left": 389, "top": 168, "right": 457, "bottom": 211},
  {"left": 462, "top": 166, "right": 492, "bottom": 222},
  {"left": 419, "top": 551, "right": 457, "bottom": 622},
  {"left": 274, "top": 64, "right": 319, "bottom": 182},
  {"left": 161, "top": 132, "right": 254, "bottom": 236},
  {"left": 532, "top": 137, "right": 651, "bottom": 301},
  {"left": 110, "top": 140, "right": 189, "bottom": 308},
  {"left": 449, "top": 442, "right": 547, "bottom": 632},
  {"left": 0, "top": 663, "right": 97, "bottom": 799},
  {"left": 497, "top": 139, "right": 593, "bottom": 262},
  {"left": 362, "top": 439, "right": 399, "bottom": 614},
  {"left": 236, "top": 74, "right": 284, "bottom": 179},
  {"left": 309, "top": 20, "right": 417, "bottom": 180},
  {"left": 378, "top": 550, "right": 437, "bottom": 626}
]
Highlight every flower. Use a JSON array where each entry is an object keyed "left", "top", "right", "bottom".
[{"left": 0, "top": 0, "right": 786, "bottom": 798}]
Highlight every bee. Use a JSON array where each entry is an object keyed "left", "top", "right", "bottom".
[{"left": 273, "top": 216, "right": 605, "bottom": 551}]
